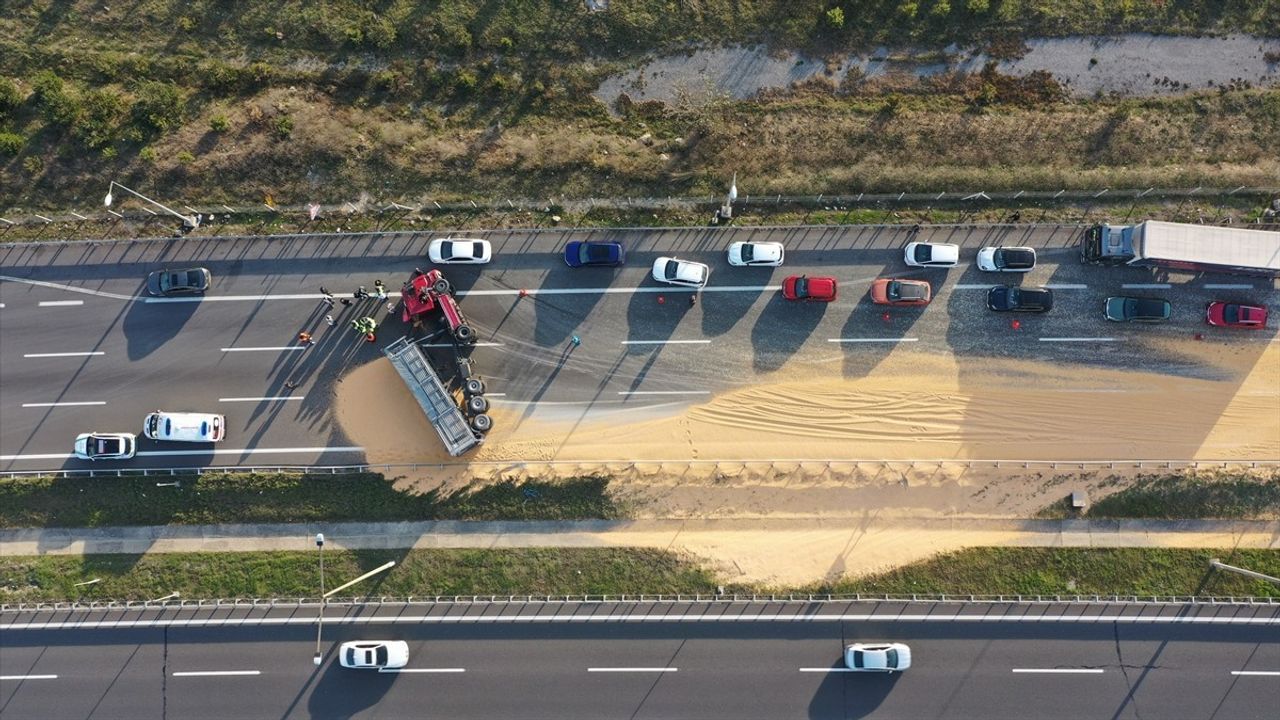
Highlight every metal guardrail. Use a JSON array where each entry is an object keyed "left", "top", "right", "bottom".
[
  {"left": 2, "top": 458, "right": 1277, "bottom": 480},
  {"left": 3, "top": 185, "right": 1277, "bottom": 229},
  {"left": 4, "top": 593, "right": 1279, "bottom": 613}
]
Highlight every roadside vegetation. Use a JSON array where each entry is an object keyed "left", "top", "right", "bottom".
[
  {"left": 1037, "top": 470, "right": 1280, "bottom": 520},
  {"left": 0, "top": 473, "right": 621, "bottom": 528},
  {"left": 4, "top": 548, "right": 1277, "bottom": 602},
  {"left": 1, "top": 1, "right": 1277, "bottom": 212}
]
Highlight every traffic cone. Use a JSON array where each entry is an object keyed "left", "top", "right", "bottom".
[
  {"left": 1011, "top": 319, "right": 1021, "bottom": 330},
  {"left": 657, "top": 296, "right": 665, "bottom": 305},
  {"left": 365, "top": 333, "right": 376, "bottom": 343},
  {"left": 518, "top": 288, "right": 528, "bottom": 298}
]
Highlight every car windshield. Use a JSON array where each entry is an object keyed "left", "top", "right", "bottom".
[
  {"left": 794, "top": 278, "right": 808, "bottom": 297},
  {"left": 582, "top": 244, "right": 608, "bottom": 263},
  {"left": 1224, "top": 305, "right": 1240, "bottom": 323},
  {"left": 663, "top": 260, "right": 679, "bottom": 280},
  {"left": 345, "top": 648, "right": 357, "bottom": 666},
  {"left": 470, "top": 242, "right": 484, "bottom": 258},
  {"left": 851, "top": 650, "right": 864, "bottom": 668},
  {"left": 885, "top": 649, "right": 898, "bottom": 667},
  {"left": 159, "top": 273, "right": 179, "bottom": 290},
  {"left": 440, "top": 241, "right": 456, "bottom": 259},
  {"left": 375, "top": 646, "right": 388, "bottom": 666},
  {"left": 1007, "top": 288, "right": 1021, "bottom": 304},
  {"left": 95, "top": 437, "right": 119, "bottom": 454},
  {"left": 887, "top": 282, "right": 901, "bottom": 301},
  {"left": 913, "top": 245, "right": 931, "bottom": 262}
]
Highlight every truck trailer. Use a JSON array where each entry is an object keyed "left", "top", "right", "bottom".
[{"left": 1080, "top": 220, "right": 1280, "bottom": 277}]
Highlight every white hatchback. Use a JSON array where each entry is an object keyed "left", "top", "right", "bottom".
[
  {"left": 652, "top": 256, "right": 710, "bottom": 288},
  {"left": 727, "top": 241, "right": 784, "bottom": 267},
  {"left": 903, "top": 242, "right": 960, "bottom": 268},
  {"left": 339, "top": 640, "right": 410, "bottom": 670},
  {"left": 844, "top": 642, "right": 912, "bottom": 672},
  {"left": 73, "top": 432, "right": 137, "bottom": 461},
  {"left": 428, "top": 237, "right": 492, "bottom": 264}
]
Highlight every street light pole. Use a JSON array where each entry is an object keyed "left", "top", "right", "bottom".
[
  {"left": 103, "top": 180, "right": 200, "bottom": 232},
  {"left": 314, "top": 533, "right": 325, "bottom": 666}
]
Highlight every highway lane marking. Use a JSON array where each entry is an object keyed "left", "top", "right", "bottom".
[
  {"left": 0, "top": 674, "right": 58, "bottom": 680},
  {"left": 172, "top": 670, "right": 261, "bottom": 677},
  {"left": 1012, "top": 668, "right": 1105, "bottom": 674},
  {"left": 799, "top": 668, "right": 863, "bottom": 673},
  {"left": 621, "top": 340, "right": 712, "bottom": 345},
  {"left": 1039, "top": 337, "right": 1120, "bottom": 342},
  {"left": 145, "top": 286, "right": 786, "bottom": 303},
  {"left": 379, "top": 668, "right": 466, "bottom": 674},
  {"left": 828, "top": 338, "right": 919, "bottom": 343},
  {"left": 38, "top": 300, "right": 85, "bottom": 307},
  {"left": 617, "top": 391, "right": 711, "bottom": 396},
  {"left": 0, "top": 446, "right": 363, "bottom": 462},
  {"left": 0, "top": 275, "right": 137, "bottom": 301},
  {"left": 13, "top": 612, "right": 1280, "bottom": 632},
  {"left": 420, "top": 342, "right": 503, "bottom": 348},
  {"left": 1042, "top": 284, "right": 1088, "bottom": 289},
  {"left": 588, "top": 668, "right": 677, "bottom": 673},
  {"left": 1230, "top": 671, "right": 1280, "bottom": 676},
  {"left": 951, "top": 284, "right": 991, "bottom": 290},
  {"left": 1123, "top": 283, "right": 1172, "bottom": 289},
  {"left": 1204, "top": 284, "right": 1255, "bottom": 290},
  {"left": 218, "top": 397, "right": 304, "bottom": 402},
  {"left": 23, "top": 351, "right": 105, "bottom": 358},
  {"left": 146, "top": 294, "right": 322, "bottom": 303},
  {"left": 221, "top": 346, "right": 307, "bottom": 353},
  {"left": 21, "top": 401, "right": 107, "bottom": 408}
]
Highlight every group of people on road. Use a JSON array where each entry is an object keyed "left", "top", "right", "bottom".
[{"left": 302, "top": 281, "right": 391, "bottom": 346}]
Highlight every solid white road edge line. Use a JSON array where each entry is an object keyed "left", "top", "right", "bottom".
[
  {"left": 0, "top": 446, "right": 363, "bottom": 462},
  {"left": 1011, "top": 668, "right": 1106, "bottom": 674},
  {"left": 587, "top": 668, "right": 677, "bottom": 673},
  {"left": 799, "top": 668, "right": 862, "bottom": 673},
  {"left": 419, "top": 342, "right": 503, "bottom": 348},
  {"left": 617, "top": 391, "right": 711, "bottom": 396},
  {"left": 172, "top": 670, "right": 261, "bottom": 677},
  {"left": 0, "top": 675, "right": 58, "bottom": 680},
  {"left": 21, "top": 401, "right": 106, "bottom": 408},
  {"left": 621, "top": 340, "right": 712, "bottom": 345},
  {"left": 1230, "top": 670, "right": 1280, "bottom": 676},
  {"left": 379, "top": 668, "right": 467, "bottom": 674},
  {"left": 9, "top": 613, "right": 1280, "bottom": 632},
  {"left": 220, "top": 346, "right": 306, "bottom": 352},
  {"left": 0, "top": 275, "right": 137, "bottom": 301},
  {"left": 827, "top": 338, "right": 919, "bottom": 343},
  {"left": 23, "top": 352, "right": 105, "bottom": 358},
  {"left": 147, "top": 286, "right": 787, "bottom": 303},
  {"left": 218, "top": 397, "right": 305, "bottom": 402},
  {"left": 38, "top": 300, "right": 85, "bottom": 307}
]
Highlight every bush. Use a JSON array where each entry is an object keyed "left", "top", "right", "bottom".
[
  {"left": 0, "top": 77, "right": 23, "bottom": 114},
  {"left": 30, "top": 70, "right": 80, "bottom": 127},
  {"left": 73, "top": 87, "right": 126, "bottom": 148},
  {"left": 452, "top": 68, "right": 478, "bottom": 94},
  {"left": 0, "top": 131, "right": 23, "bottom": 155},
  {"left": 966, "top": 0, "right": 989, "bottom": 13},
  {"left": 21, "top": 155, "right": 42, "bottom": 174},
  {"left": 272, "top": 114, "right": 294, "bottom": 139},
  {"left": 176, "top": 150, "right": 195, "bottom": 165},
  {"left": 132, "top": 81, "right": 185, "bottom": 134},
  {"left": 209, "top": 113, "right": 230, "bottom": 132},
  {"left": 825, "top": 7, "right": 845, "bottom": 29}
]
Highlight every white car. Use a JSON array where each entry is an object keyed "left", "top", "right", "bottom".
[
  {"left": 727, "top": 241, "right": 784, "bottom": 267},
  {"left": 903, "top": 242, "right": 960, "bottom": 268},
  {"left": 844, "top": 642, "right": 912, "bottom": 672},
  {"left": 428, "top": 237, "right": 492, "bottom": 264},
  {"left": 976, "top": 246, "right": 1036, "bottom": 272},
  {"left": 73, "top": 432, "right": 137, "bottom": 461},
  {"left": 652, "top": 256, "right": 710, "bottom": 288},
  {"left": 339, "top": 640, "right": 410, "bottom": 670}
]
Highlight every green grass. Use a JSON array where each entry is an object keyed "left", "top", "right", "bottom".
[
  {"left": 0, "top": 548, "right": 719, "bottom": 602},
  {"left": 0, "top": 473, "right": 622, "bottom": 528},
  {"left": 817, "top": 548, "right": 1280, "bottom": 598},
  {"left": 1087, "top": 472, "right": 1280, "bottom": 520},
  {"left": 5, "top": 547, "right": 1277, "bottom": 602}
]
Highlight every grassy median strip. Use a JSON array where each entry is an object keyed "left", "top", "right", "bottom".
[
  {"left": 0, "top": 473, "right": 621, "bottom": 528},
  {"left": 1036, "top": 470, "right": 1280, "bottom": 520},
  {"left": 3, "top": 548, "right": 1277, "bottom": 602}
]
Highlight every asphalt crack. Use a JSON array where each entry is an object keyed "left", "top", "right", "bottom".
[{"left": 1112, "top": 621, "right": 1142, "bottom": 720}]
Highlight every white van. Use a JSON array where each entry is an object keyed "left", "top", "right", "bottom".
[{"left": 143, "top": 411, "right": 225, "bottom": 443}]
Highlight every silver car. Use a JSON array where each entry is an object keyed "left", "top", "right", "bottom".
[
  {"left": 339, "top": 640, "right": 410, "bottom": 670},
  {"left": 844, "top": 643, "right": 912, "bottom": 672},
  {"left": 652, "top": 256, "right": 710, "bottom": 288}
]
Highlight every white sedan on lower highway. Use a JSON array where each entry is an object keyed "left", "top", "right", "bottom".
[
  {"left": 339, "top": 640, "right": 410, "bottom": 670},
  {"left": 844, "top": 642, "right": 911, "bottom": 672},
  {"left": 652, "top": 256, "right": 710, "bottom": 288},
  {"left": 727, "top": 241, "right": 784, "bottom": 267}
]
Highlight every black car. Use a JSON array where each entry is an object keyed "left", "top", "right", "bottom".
[
  {"left": 146, "top": 267, "right": 212, "bottom": 296},
  {"left": 987, "top": 286, "right": 1053, "bottom": 312},
  {"left": 1104, "top": 296, "right": 1171, "bottom": 323},
  {"left": 564, "top": 241, "right": 625, "bottom": 267}
]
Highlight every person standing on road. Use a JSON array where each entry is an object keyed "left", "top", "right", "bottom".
[
  {"left": 324, "top": 314, "right": 335, "bottom": 326},
  {"left": 373, "top": 279, "right": 387, "bottom": 300},
  {"left": 298, "top": 331, "right": 314, "bottom": 346},
  {"left": 320, "top": 286, "right": 333, "bottom": 298},
  {"left": 355, "top": 286, "right": 370, "bottom": 300}
]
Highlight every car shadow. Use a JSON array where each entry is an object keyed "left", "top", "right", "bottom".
[
  {"left": 750, "top": 291, "right": 829, "bottom": 373},
  {"left": 121, "top": 297, "right": 202, "bottom": 361},
  {"left": 807, "top": 665, "right": 900, "bottom": 718}
]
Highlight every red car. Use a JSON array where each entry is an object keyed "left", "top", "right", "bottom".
[
  {"left": 782, "top": 275, "right": 837, "bottom": 302},
  {"left": 1206, "top": 301, "right": 1268, "bottom": 329},
  {"left": 869, "top": 278, "right": 931, "bottom": 306}
]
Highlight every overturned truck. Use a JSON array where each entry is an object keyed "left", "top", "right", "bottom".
[{"left": 382, "top": 269, "right": 491, "bottom": 456}]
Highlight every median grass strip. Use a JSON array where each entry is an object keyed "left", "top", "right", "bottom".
[
  {"left": 1087, "top": 472, "right": 1280, "bottom": 519},
  {"left": 0, "top": 473, "right": 621, "bottom": 528},
  {"left": 3, "top": 548, "right": 1277, "bottom": 602}
]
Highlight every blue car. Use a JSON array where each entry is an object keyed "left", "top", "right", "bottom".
[{"left": 564, "top": 241, "right": 625, "bottom": 267}]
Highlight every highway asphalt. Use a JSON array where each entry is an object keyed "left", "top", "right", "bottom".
[
  {"left": 1, "top": 225, "right": 1276, "bottom": 472},
  {"left": 3, "top": 600, "right": 1278, "bottom": 719}
]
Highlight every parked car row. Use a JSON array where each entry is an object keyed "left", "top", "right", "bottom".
[{"left": 72, "top": 411, "right": 225, "bottom": 460}]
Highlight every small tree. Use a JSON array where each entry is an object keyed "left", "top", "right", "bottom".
[
  {"left": 132, "top": 81, "right": 185, "bottom": 134},
  {"left": 0, "top": 77, "right": 21, "bottom": 117},
  {"left": 825, "top": 7, "right": 845, "bottom": 30}
]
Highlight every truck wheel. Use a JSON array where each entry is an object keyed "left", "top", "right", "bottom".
[
  {"left": 465, "top": 378, "right": 486, "bottom": 396},
  {"left": 455, "top": 324, "right": 475, "bottom": 343},
  {"left": 432, "top": 278, "right": 451, "bottom": 295},
  {"left": 471, "top": 414, "right": 492, "bottom": 433},
  {"left": 467, "top": 395, "right": 490, "bottom": 414}
]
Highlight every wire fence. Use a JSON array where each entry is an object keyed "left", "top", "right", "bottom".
[
  {"left": 2, "top": 458, "right": 1278, "bottom": 481},
  {"left": 5, "top": 593, "right": 1279, "bottom": 613},
  {"left": 3, "top": 185, "right": 1278, "bottom": 232}
]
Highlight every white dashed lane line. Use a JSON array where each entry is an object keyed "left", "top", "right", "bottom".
[
  {"left": 1122, "top": 283, "right": 1172, "bottom": 289},
  {"left": 23, "top": 352, "right": 104, "bottom": 358},
  {"left": 21, "top": 401, "right": 106, "bottom": 408},
  {"left": 172, "top": 670, "right": 261, "bottom": 677},
  {"left": 587, "top": 668, "right": 677, "bottom": 673},
  {"left": 220, "top": 346, "right": 306, "bottom": 353},
  {"left": 419, "top": 342, "right": 503, "bottom": 348},
  {"left": 617, "top": 390, "right": 710, "bottom": 396},
  {"left": 0, "top": 675, "right": 58, "bottom": 681},
  {"left": 1230, "top": 671, "right": 1280, "bottom": 676},
  {"left": 1038, "top": 337, "right": 1121, "bottom": 343},
  {"left": 1042, "top": 284, "right": 1088, "bottom": 289},
  {"left": 799, "top": 668, "right": 862, "bottom": 673},
  {"left": 379, "top": 668, "right": 467, "bottom": 674},
  {"left": 1012, "top": 669, "right": 1105, "bottom": 674},
  {"left": 621, "top": 340, "right": 711, "bottom": 345},
  {"left": 218, "top": 396, "right": 304, "bottom": 403},
  {"left": 1204, "top": 284, "right": 1255, "bottom": 290},
  {"left": 38, "top": 300, "right": 84, "bottom": 307},
  {"left": 828, "top": 338, "right": 918, "bottom": 343}
]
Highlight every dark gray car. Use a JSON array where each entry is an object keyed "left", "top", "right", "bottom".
[
  {"left": 146, "top": 268, "right": 212, "bottom": 296},
  {"left": 1104, "top": 296, "right": 1171, "bottom": 322},
  {"left": 987, "top": 286, "right": 1053, "bottom": 312}
]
